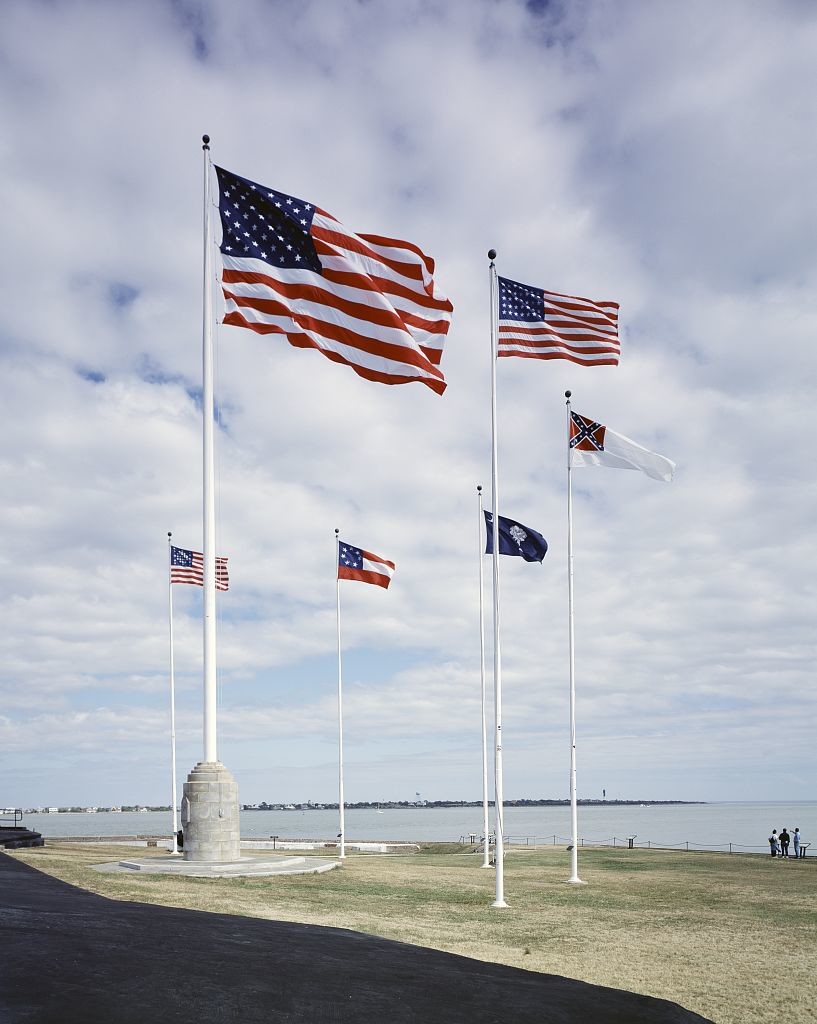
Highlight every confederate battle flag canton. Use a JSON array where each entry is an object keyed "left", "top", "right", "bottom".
[{"left": 570, "top": 411, "right": 606, "bottom": 452}]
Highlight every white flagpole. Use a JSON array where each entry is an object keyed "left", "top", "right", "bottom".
[
  {"left": 201, "top": 135, "right": 218, "bottom": 766},
  {"left": 488, "top": 250, "right": 508, "bottom": 908},
  {"left": 167, "top": 532, "right": 180, "bottom": 855},
  {"left": 180, "top": 135, "right": 239, "bottom": 865},
  {"left": 477, "top": 485, "right": 491, "bottom": 869},
  {"left": 335, "top": 529, "right": 346, "bottom": 861},
  {"left": 565, "top": 390, "right": 585, "bottom": 885}
]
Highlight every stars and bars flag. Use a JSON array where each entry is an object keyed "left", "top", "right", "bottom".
[
  {"left": 569, "top": 411, "right": 675, "bottom": 482},
  {"left": 214, "top": 166, "right": 452, "bottom": 395},
  {"left": 337, "top": 542, "right": 395, "bottom": 589},
  {"left": 497, "top": 276, "right": 619, "bottom": 366},
  {"left": 170, "top": 545, "right": 230, "bottom": 590},
  {"left": 484, "top": 511, "right": 548, "bottom": 563}
]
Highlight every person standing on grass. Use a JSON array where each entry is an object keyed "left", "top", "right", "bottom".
[
  {"left": 793, "top": 828, "right": 801, "bottom": 858},
  {"left": 780, "top": 828, "right": 790, "bottom": 858},
  {"left": 769, "top": 829, "right": 779, "bottom": 856}
]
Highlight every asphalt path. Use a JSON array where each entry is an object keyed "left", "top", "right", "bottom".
[{"left": 0, "top": 853, "right": 713, "bottom": 1023}]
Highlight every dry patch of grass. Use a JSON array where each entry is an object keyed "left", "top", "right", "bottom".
[{"left": 9, "top": 843, "right": 817, "bottom": 1024}]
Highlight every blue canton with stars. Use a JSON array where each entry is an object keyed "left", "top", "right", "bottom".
[
  {"left": 170, "top": 545, "right": 193, "bottom": 567},
  {"left": 498, "top": 276, "right": 545, "bottom": 322},
  {"left": 215, "top": 166, "right": 322, "bottom": 273},
  {"left": 338, "top": 543, "right": 363, "bottom": 570}
]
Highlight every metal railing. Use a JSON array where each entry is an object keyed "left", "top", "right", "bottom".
[{"left": 458, "top": 833, "right": 800, "bottom": 854}]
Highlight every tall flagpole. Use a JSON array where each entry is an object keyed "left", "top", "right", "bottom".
[
  {"left": 181, "top": 134, "right": 240, "bottom": 863},
  {"left": 335, "top": 528, "right": 346, "bottom": 861},
  {"left": 202, "top": 135, "right": 218, "bottom": 766},
  {"left": 477, "top": 485, "right": 491, "bottom": 869},
  {"left": 167, "top": 532, "right": 180, "bottom": 856},
  {"left": 488, "top": 250, "right": 508, "bottom": 907},
  {"left": 565, "top": 390, "right": 585, "bottom": 885}
]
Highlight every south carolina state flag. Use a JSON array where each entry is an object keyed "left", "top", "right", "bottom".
[
  {"left": 484, "top": 512, "right": 548, "bottom": 563},
  {"left": 337, "top": 541, "right": 395, "bottom": 589}
]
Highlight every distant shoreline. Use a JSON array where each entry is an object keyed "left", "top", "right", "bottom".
[
  {"left": 15, "top": 799, "right": 706, "bottom": 815},
  {"left": 243, "top": 799, "right": 706, "bottom": 812}
]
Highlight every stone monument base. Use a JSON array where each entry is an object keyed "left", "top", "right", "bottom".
[{"left": 181, "top": 761, "right": 240, "bottom": 862}]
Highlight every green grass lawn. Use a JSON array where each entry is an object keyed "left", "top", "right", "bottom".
[{"left": 9, "top": 842, "right": 816, "bottom": 1024}]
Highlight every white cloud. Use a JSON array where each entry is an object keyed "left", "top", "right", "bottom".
[{"left": 1, "top": 0, "right": 815, "bottom": 809}]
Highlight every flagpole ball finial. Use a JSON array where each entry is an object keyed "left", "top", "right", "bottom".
[
  {"left": 477, "top": 484, "right": 482, "bottom": 493},
  {"left": 168, "top": 531, "right": 172, "bottom": 539},
  {"left": 334, "top": 528, "right": 339, "bottom": 537},
  {"left": 202, "top": 134, "right": 210, "bottom": 148},
  {"left": 488, "top": 249, "right": 497, "bottom": 261},
  {"left": 565, "top": 390, "right": 572, "bottom": 399}
]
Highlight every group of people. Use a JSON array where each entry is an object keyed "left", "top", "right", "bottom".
[{"left": 768, "top": 827, "right": 804, "bottom": 858}]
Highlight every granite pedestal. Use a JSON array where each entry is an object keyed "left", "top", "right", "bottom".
[{"left": 181, "top": 760, "right": 240, "bottom": 862}]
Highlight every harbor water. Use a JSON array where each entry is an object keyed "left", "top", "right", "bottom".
[{"left": 16, "top": 801, "right": 815, "bottom": 854}]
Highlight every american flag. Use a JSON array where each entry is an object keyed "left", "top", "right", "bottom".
[
  {"left": 170, "top": 545, "right": 229, "bottom": 591},
  {"left": 215, "top": 166, "right": 452, "bottom": 395},
  {"left": 497, "top": 276, "right": 619, "bottom": 366},
  {"left": 337, "top": 542, "right": 395, "bottom": 589}
]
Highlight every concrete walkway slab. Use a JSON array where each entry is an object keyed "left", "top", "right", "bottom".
[{"left": 92, "top": 852, "right": 341, "bottom": 877}]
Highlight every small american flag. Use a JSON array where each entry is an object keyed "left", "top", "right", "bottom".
[
  {"left": 215, "top": 166, "right": 452, "bottom": 395},
  {"left": 170, "top": 545, "right": 229, "bottom": 591},
  {"left": 498, "top": 276, "right": 619, "bottom": 366}
]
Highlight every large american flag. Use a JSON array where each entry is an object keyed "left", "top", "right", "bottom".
[
  {"left": 170, "top": 546, "right": 229, "bottom": 591},
  {"left": 214, "top": 166, "right": 452, "bottom": 395},
  {"left": 497, "top": 276, "right": 619, "bottom": 366}
]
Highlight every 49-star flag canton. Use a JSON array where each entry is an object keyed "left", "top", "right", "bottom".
[
  {"left": 498, "top": 276, "right": 619, "bottom": 366},
  {"left": 337, "top": 542, "right": 395, "bottom": 589},
  {"left": 214, "top": 166, "right": 452, "bottom": 395}
]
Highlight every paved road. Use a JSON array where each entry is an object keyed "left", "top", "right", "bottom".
[{"left": 0, "top": 853, "right": 712, "bottom": 1023}]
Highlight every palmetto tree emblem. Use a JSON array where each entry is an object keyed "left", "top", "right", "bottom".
[{"left": 509, "top": 524, "right": 527, "bottom": 550}]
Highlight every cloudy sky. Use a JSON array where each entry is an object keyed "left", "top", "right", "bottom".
[{"left": 2, "top": 0, "right": 815, "bottom": 809}]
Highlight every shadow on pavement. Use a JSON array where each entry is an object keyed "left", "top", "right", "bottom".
[{"left": 0, "top": 853, "right": 712, "bottom": 1023}]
